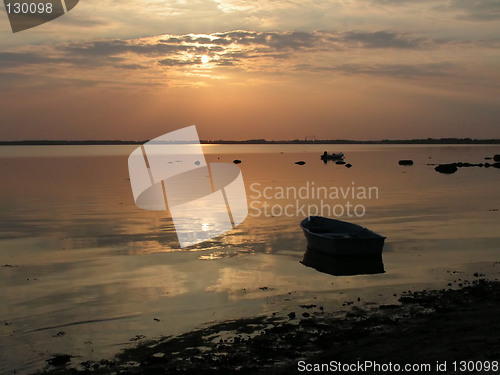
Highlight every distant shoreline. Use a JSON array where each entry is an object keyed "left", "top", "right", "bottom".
[{"left": 1, "top": 138, "right": 500, "bottom": 146}]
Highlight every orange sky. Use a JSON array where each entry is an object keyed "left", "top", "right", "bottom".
[{"left": 1, "top": 1, "right": 499, "bottom": 140}]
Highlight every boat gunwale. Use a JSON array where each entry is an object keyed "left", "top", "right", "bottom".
[{"left": 300, "top": 216, "right": 386, "bottom": 240}]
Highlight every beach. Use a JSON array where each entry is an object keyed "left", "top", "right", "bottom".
[{"left": 37, "top": 277, "right": 500, "bottom": 374}]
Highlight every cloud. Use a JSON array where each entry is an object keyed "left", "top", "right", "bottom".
[
  {"left": 336, "top": 62, "right": 453, "bottom": 78},
  {"left": 58, "top": 30, "right": 430, "bottom": 64},
  {"left": 2, "top": 30, "right": 430, "bottom": 70},
  {"left": 2, "top": 0, "right": 499, "bottom": 52},
  {"left": 158, "top": 57, "right": 199, "bottom": 66},
  {"left": 157, "top": 30, "right": 321, "bottom": 51},
  {"left": 448, "top": 0, "right": 500, "bottom": 21},
  {"left": 0, "top": 52, "right": 54, "bottom": 66},
  {"left": 63, "top": 41, "right": 191, "bottom": 61},
  {"left": 0, "top": 28, "right": 496, "bottom": 90},
  {"left": 118, "top": 63, "right": 148, "bottom": 70},
  {"left": 369, "top": 0, "right": 434, "bottom": 4},
  {"left": 370, "top": 0, "right": 500, "bottom": 21},
  {"left": 292, "top": 61, "right": 454, "bottom": 79},
  {"left": 340, "top": 31, "right": 426, "bottom": 49}
]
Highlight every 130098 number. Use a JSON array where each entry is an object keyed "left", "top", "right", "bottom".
[
  {"left": 452, "top": 361, "right": 498, "bottom": 372},
  {"left": 6, "top": 2, "right": 53, "bottom": 14}
]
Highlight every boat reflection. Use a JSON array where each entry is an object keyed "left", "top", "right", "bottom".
[{"left": 301, "top": 249, "right": 385, "bottom": 276}]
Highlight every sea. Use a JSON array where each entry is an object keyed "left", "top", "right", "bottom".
[{"left": 0, "top": 144, "right": 499, "bottom": 374}]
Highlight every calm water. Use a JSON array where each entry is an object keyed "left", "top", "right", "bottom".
[{"left": 1, "top": 144, "right": 499, "bottom": 374}]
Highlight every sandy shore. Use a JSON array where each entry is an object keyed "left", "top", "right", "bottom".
[{"left": 36, "top": 278, "right": 500, "bottom": 374}]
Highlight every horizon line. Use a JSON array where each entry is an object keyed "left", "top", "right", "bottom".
[{"left": 1, "top": 137, "right": 500, "bottom": 145}]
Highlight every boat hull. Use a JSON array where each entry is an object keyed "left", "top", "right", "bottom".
[
  {"left": 300, "top": 216, "right": 385, "bottom": 256},
  {"left": 321, "top": 153, "right": 344, "bottom": 160}
]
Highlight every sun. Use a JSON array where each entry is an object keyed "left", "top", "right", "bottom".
[{"left": 201, "top": 55, "right": 210, "bottom": 64}]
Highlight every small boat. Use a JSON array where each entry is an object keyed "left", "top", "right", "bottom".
[
  {"left": 321, "top": 151, "right": 344, "bottom": 160},
  {"left": 300, "top": 216, "right": 385, "bottom": 256}
]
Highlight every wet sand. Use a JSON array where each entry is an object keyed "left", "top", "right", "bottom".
[{"left": 37, "top": 278, "right": 500, "bottom": 374}]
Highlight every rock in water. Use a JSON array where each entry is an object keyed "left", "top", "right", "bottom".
[
  {"left": 435, "top": 163, "right": 458, "bottom": 174},
  {"left": 47, "top": 354, "right": 72, "bottom": 367},
  {"left": 345, "top": 163, "right": 352, "bottom": 168},
  {"left": 398, "top": 160, "right": 414, "bottom": 166},
  {"left": 233, "top": 159, "right": 241, "bottom": 164},
  {"left": 295, "top": 161, "right": 306, "bottom": 165},
  {"left": 494, "top": 154, "right": 500, "bottom": 162}
]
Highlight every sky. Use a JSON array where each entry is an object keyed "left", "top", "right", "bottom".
[{"left": 0, "top": 0, "right": 499, "bottom": 141}]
